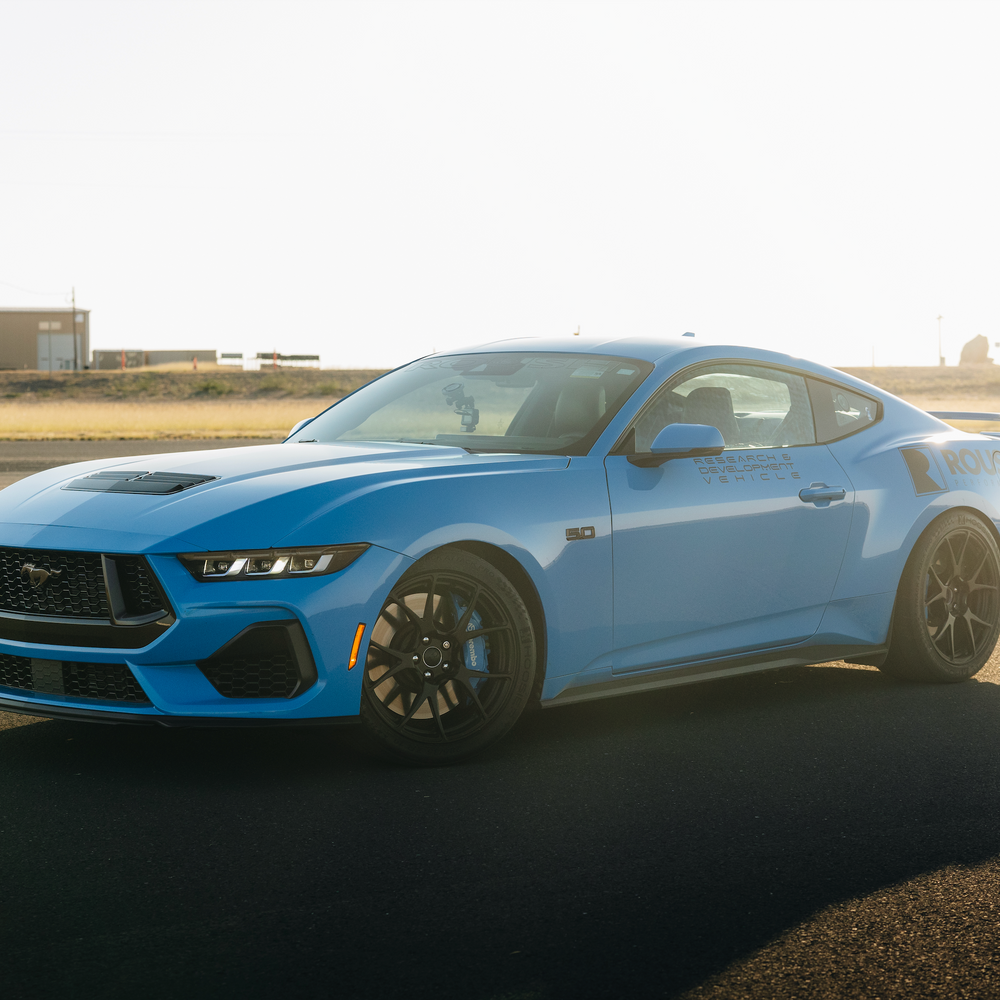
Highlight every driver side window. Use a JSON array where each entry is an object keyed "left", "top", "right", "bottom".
[{"left": 632, "top": 363, "right": 816, "bottom": 452}]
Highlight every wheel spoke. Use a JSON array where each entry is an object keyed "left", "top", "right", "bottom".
[
  {"left": 955, "top": 613, "right": 975, "bottom": 656},
  {"left": 459, "top": 625, "right": 511, "bottom": 642},
  {"left": 455, "top": 585, "right": 483, "bottom": 634},
  {"left": 465, "top": 668, "right": 512, "bottom": 680},
  {"left": 369, "top": 661, "right": 417, "bottom": 686},
  {"left": 453, "top": 673, "right": 490, "bottom": 721},
  {"left": 398, "top": 686, "right": 431, "bottom": 726},
  {"left": 368, "top": 639, "right": 410, "bottom": 663},
  {"left": 389, "top": 597, "right": 423, "bottom": 627},
  {"left": 375, "top": 680, "right": 403, "bottom": 708},
  {"left": 422, "top": 575, "right": 439, "bottom": 624},
  {"left": 968, "top": 549, "right": 991, "bottom": 586},
  {"left": 427, "top": 690, "right": 449, "bottom": 740},
  {"left": 930, "top": 615, "right": 956, "bottom": 658},
  {"left": 943, "top": 535, "right": 962, "bottom": 576},
  {"left": 954, "top": 530, "right": 972, "bottom": 576},
  {"left": 439, "top": 681, "right": 460, "bottom": 711}
]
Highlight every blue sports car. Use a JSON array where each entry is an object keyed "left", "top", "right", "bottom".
[{"left": 1, "top": 336, "right": 998, "bottom": 763}]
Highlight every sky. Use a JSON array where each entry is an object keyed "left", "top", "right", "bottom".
[{"left": 0, "top": 0, "right": 998, "bottom": 370}]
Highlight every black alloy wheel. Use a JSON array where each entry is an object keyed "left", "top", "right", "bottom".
[
  {"left": 880, "top": 510, "right": 1000, "bottom": 682},
  {"left": 360, "top": 549, "right": 536, "bottom": 764}
]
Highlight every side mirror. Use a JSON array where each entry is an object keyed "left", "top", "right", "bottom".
[
  {"left": 286, "top": 417, "right": 313, "bottom": 440},
  {"left": 627, "top": 423, "right": 726, "bottom": 468}
]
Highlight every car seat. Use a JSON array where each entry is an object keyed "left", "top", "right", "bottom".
[{"left": 683, "top": 386, "right": 739, "bottom": 446}]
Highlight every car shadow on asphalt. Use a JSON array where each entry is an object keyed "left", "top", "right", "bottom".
[{"left": 2, "top": 661, "right": 999, "bottom": 999}]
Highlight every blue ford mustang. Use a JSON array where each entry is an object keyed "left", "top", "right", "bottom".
[{"left": 1, "top": 336, "right": 998, "bottom": 763}]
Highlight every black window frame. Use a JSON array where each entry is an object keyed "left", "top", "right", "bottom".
[{"left": 611, "top": 359, "right": 879, "bottom": 456}]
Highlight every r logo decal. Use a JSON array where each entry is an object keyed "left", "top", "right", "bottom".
[{"left": 900, "top": 447, "right": 948, "bottom": 496}]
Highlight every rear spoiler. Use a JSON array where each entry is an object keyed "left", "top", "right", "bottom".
[{"left": 928, "top": 411, "right": 1000, "bottom": 439}]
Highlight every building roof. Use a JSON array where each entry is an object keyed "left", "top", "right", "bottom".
[{"left": 0, "top": 306, "right": 88, "bottom": 313}]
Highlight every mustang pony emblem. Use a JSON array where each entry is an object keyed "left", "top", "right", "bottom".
[{"left": 20, "top": 563, "right": 63, "bottom": 590}]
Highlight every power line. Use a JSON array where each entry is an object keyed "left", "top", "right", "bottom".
[{"left": 0, "top": 280, "right": 71, "bottom": 299}]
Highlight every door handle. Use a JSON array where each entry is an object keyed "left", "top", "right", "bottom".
[{"left": 798, "top": 482, "right": 847, "bottom": 504}]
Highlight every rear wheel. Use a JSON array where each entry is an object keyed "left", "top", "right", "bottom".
[
  {"left": 359, "top": 549, "right": 536, "bottom": 764},
  {"left": 880, "top": 510, "right": 1000, "bottom": 682}
]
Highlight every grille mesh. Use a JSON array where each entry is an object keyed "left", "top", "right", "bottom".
[
  {"left": 0, "top": 653, "right": 150, "bottom": 703},
  {"left": 0, "top": 654, "right": 33, "bottom": 690},
  {"left": 115, "top": 557, "right": 165, "bottom": 618},
  {"left": 199, "top": 626, "right": 302, "bottom": 698},
  {"left": 63, "top": 662, "right": 150, "bottom": 702},
  {"left": 0, "top": 548, "right": 108, "bottom": 618}
]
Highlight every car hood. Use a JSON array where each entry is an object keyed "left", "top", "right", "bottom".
[{"left": 0, "top": 441, "right": 569, "bottom": 553}]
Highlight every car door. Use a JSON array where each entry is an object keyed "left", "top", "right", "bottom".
[{"left": 604, "top": 361, "right": 855, "bottom": 673}]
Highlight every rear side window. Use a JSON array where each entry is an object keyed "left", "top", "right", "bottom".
[{"left": 807, "top": 380, "right": 880, "bottom": 443}]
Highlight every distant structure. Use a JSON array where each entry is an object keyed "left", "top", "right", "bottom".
[
  {"left": 255, "top": 352, "right": 320, "bottom": 369},
  {"left": 959, "top": 335, "right": 993, "bottom": 365},
  {"left": 92, "top": 349, "right": 217, "bottom": 370},
  {"left": 0, "top": 307, "right": 91, "bottom": 371}
]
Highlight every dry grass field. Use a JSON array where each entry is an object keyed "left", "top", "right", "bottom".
[
  {"left": 0, "top": 399, "right": 339, "bottom": 439},
  {"left": 0, "top": 368, "right": 387, "bottom": 439},
  {"left": 0, "top": 364, "right": 998, "bottom": 439}
]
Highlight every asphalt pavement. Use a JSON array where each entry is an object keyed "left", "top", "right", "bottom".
[{"left": 1, "top": 442, "right": 999, "bottom": 999}]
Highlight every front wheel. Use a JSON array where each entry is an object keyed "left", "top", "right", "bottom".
[
  {"left": 879, "top": 510, "right": 1000, "bottom": 683},
  {"left": 359, "top": 549, "right": 536, "bottom": 764}
]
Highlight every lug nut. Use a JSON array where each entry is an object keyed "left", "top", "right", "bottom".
[
  {"left": 442, "top": 640, "right": 450, "bottom": 649},
  {"left": 412, "top": 655, "right": 419, "bottom": 662},
  {"left": 422, "top": 636, "right": 430, "bottom": 643},
  {"left": 424, "top": 671, "right": 432, "bottom": 678}
]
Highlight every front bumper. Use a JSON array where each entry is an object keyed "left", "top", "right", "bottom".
[{"left": 0, "top": 543, "right": 410, "bottom": 724}]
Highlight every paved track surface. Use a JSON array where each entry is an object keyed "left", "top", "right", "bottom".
[
  {"left": 3, "top": 658, "right": 999, "bottom": 1000},
  {"left": 1, "top": 442, "right": 999, "bottom": 999}
]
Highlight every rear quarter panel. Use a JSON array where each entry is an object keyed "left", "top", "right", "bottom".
[{"left": 828, "top": 393, "right": 1000, "bottom": 608}]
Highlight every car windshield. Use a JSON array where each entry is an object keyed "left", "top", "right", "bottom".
[{"left": 288, "top": 352, "right": 653, "bottom": 454}]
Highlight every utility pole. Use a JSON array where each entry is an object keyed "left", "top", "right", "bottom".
[
  {"left": 71, "top": 287, "right": 79, "bottom": 371},
  {"left": 937, "top": 315, "right": 945, "bottom": 366}
]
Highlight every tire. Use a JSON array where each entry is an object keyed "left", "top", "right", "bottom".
[
  {"left": 359, "top": 548, "right": 536, "bottom": 764},
  {"left": 879, "top": 510, "right": 1000, "bottom": 683}
]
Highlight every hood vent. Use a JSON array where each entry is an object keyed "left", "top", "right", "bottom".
[{"left": 63, "top": 470, "right": 218, "bottom": 494}]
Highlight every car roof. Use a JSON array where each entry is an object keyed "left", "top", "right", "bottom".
[
  {"left": 429, "top": 336, "right": 885, "bottom": 395},
  {"left": 434, "top": 335, "right": 694, "bottom": 364}
]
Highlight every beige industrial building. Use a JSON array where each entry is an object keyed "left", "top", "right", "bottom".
[{"left": 0, "top": 307, "right": 90, "bottom": 371}]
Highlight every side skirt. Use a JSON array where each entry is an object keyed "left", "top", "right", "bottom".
[{"left": 542, "top": 643, "right": 888, "bottom": 708}]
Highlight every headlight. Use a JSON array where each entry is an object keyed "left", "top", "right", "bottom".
[{"left": 178, "top": 544, "right": 369, "bottom": 582}]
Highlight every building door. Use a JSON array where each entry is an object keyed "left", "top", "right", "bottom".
[{"left": 37, "top": 333, "right": 81, "bottom": 371}]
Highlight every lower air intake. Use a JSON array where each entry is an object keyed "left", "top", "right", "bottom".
[
  {"left": 0, "top": 654, "right": 151, "bottom": 704},
  {"left": 197, "top": 620, "right": 317, "bottom": 699}
]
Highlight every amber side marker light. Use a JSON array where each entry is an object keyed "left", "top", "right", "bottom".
[{"left": 348, "top": 623, "right": 366, "bottom": 669}]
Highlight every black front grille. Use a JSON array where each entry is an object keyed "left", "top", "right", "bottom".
[
  {"left": 0, "top": 654, "right": 32, "bottom": 690},
  {"left": 0, "top": 548, "right": 167, "bottom": 626},
  {"left": 0, "top": 653, "right": 150, "bottom": 703},
  {"left": 0, "top": 548, "right": 109, "bottom": 618},
  {"left": 114, "top": 557, "right": 165, "bottom": 618},
  {"left": 198, "top": 622, "right": 316, "bottom": 699}
]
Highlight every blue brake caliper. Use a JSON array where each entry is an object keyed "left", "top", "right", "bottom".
[{"left": 452, "top": 597, "right": 488, "bottom": 692}]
